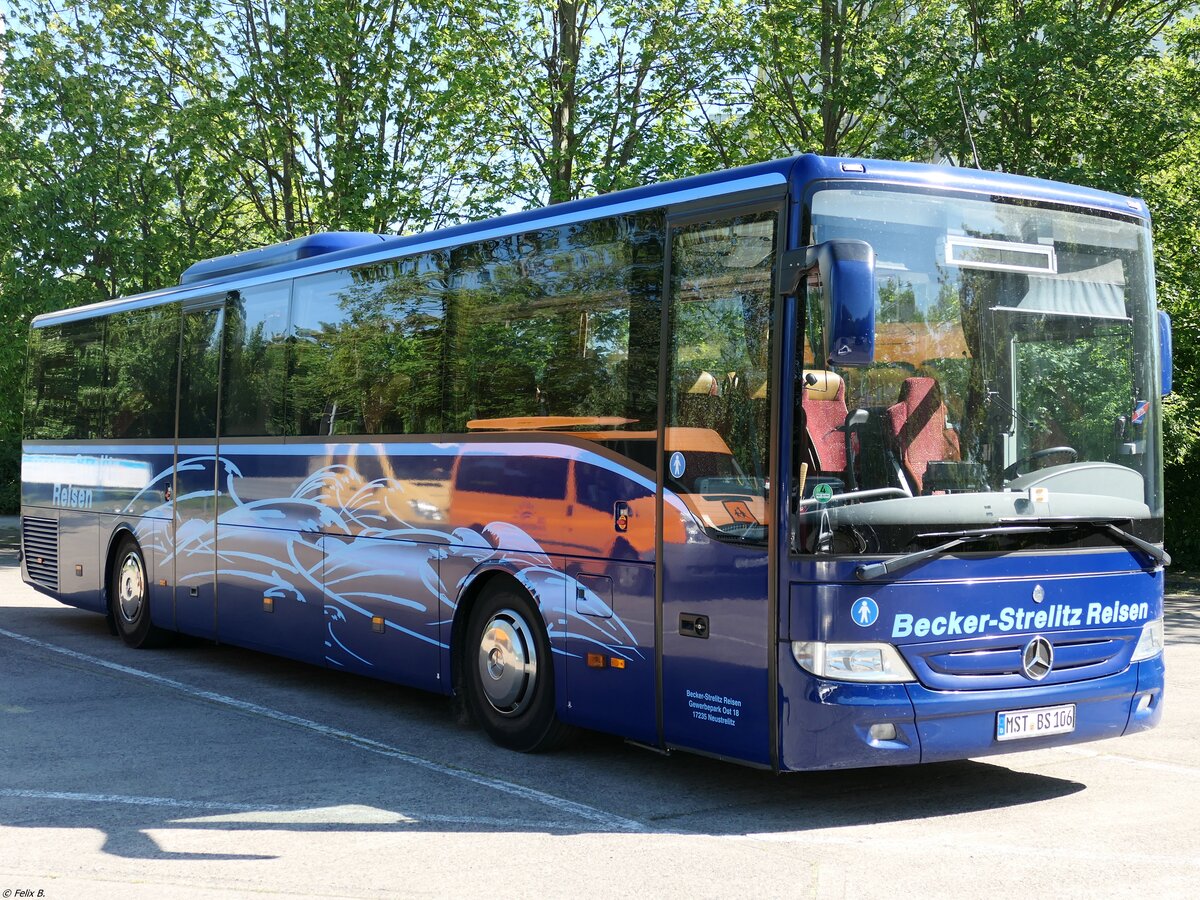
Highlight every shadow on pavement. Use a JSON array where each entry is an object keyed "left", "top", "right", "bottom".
[
  {"left": 0, "top": 753, "right": 1085, "bottom": 860},
  {"left": 0, "top": 542, "right": 1092, "bottom": 859}
]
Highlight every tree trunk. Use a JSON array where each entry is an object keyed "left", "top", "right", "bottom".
[{"left": 549, "top": 0, "right": 580, "bottom": 204}]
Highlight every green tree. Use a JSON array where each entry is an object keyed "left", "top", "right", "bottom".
[
  {"left": 458, "top": 0, "right": 736, "bottom": 205},
  {"left": 717, "top": 0, "right": 942, "bottom": 164},
  {"left": 0, "top": 0, "right": 256, "bottom": 507},
  {"left": 1138, "top": 14, "right": 1200, "bottom": 559},
  {"left": 890, "top": 1, "right": 1189, "bottom": 185}
]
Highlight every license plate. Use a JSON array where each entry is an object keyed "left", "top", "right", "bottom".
[{"left": 996, "top": 704, "right": 1076, "bottom": 742}]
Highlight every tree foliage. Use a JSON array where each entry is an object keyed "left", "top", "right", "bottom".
[{"left": 3, "top": 0, "right": 1200, "bottom": 556}]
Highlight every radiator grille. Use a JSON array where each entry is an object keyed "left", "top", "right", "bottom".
[
  {"left": 22, "top": 516, "right": 58, "bottom": 591},
  {"left": 902, "top": 632, "right": 1135, "bottom": 690}
]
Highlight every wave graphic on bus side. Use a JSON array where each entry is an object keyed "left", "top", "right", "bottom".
[{"left": 125, "top": 455, "right": 643, "bottom": 670}]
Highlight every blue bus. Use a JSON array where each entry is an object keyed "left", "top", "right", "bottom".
[{"left": 20, "top": 154, "right": 1169, "bottom": 769}]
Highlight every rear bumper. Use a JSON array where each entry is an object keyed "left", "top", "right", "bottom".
[{"left": 777, "top": 645, "right": 1164, "bottom": 771}]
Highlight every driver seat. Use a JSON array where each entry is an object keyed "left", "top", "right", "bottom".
[
  {"left": 801, "top": 369, "right": 850, "bottom": 474},
  {"left": 885, "top": 377, "right": 960, "bottom": 493}
]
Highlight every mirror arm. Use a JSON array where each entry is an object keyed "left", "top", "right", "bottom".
[{"left": 780, "top": 248, "right": 812, "bottom": 296}]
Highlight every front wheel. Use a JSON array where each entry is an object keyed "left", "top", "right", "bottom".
[
  {"left": 464, "top": 583, "right": 575, "bottom": 752},
  {"left": 111, "top": 535, "right": 171, "bottom": 649}
]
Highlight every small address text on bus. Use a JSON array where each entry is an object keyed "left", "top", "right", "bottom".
[{"left": 686, "top": 689, "right": 742, "bottom": 726}]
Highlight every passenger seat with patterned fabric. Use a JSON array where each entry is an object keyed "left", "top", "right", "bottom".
[{"left": 885, "top": 377, "right": 961, "bottom": 493}]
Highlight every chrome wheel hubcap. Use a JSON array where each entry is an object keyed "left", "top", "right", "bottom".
[
  {"left": 477, "top": 608, "right": 538, "bottom": 716},
  {"left": 117, "top": 551, "right": 145, "bottom": 624}
]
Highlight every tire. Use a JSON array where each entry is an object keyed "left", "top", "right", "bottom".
[
  {"left": 464, "top": 582, "right": 576, "bottom": 752},
  {"left": 110, "top": 535, "right": 170, "bottom": 649}
]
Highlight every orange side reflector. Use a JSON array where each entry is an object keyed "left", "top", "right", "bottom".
[
  {"left": 609, "top": 657, "right": 626, "bottom": 669},
  {"left": 586, "top": 653, "right": 606, "bottom": 668}
]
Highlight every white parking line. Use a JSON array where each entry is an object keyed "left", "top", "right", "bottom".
[
  {"left": 1058, "top": 745, "right": 1200, "bottom": 776},
  {"left": 0, "top": 788, "right": 282, "bottom": 812},
  {"left": 0, "top": 626, "right": 647, "bottom": 834},
  {"left": 0, "top": 790, "right": 578, "bottom": 830}
]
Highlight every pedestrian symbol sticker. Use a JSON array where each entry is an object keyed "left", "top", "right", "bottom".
[
  {"left": 669, "top": 451, "right": 686, "bottom": 479},
  {"left": 813, "top": 482, "right": 834, "bottom": 504},
  {"left": 853, "top": 597, "right": 879, "bottom": 627}
]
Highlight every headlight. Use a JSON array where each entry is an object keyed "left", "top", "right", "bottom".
[
  {"left": 791, "top": 640, "right": 916, "bottom": 683},
  {"left": 1130, "top": 617, "right": 1165, "bottom": 662}
]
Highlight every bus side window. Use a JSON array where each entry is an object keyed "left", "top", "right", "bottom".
[
  {"left": 178, "top": 305, "right": 224, "bottom": 439},
  {"left": 289, "top": 254, "right": 447, "bottom": 437},
  {"left": 221, "top": 284, "right": 289, "bottom": 437},
  {"left": 291, "top": 275, "right": 367, "bottom": 436},
  {"left": 105, "top": 305, "right": 180, "bottom": 440},
  {"left": 444, "top": 214, "right": 663, "bottom": 458},
  {"left": 25, "top": 322, "right": 104, "bottom": 441},
  {"left": 667, "top": 211, "right": 777, "bottom": 491},
  {"left": 446, "top": 237, "right": 542, "bottom": 427}
]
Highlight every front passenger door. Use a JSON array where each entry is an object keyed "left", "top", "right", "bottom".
[{"left": 658, "top": 207, "right": 780, "bottom": 765}]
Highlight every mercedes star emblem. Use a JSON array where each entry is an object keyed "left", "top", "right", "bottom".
[{"left": 1021, "top": 636, "right": 1054, "bottom": 681}]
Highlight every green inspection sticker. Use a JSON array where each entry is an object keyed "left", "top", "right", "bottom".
[{"left": 813, "top": 482, "right": 834, "bottom": 504}]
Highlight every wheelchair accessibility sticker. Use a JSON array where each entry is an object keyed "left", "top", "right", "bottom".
[{"left": 853, "top": 597, "right": 879, "bottom": 627}]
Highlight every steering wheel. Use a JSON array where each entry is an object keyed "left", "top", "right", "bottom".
[{"left": 1002, "top": 446, "right": 1078, "bottom": 480}]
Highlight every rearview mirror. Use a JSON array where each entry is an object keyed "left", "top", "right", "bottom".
[
  {"left": 1159, "top": 310, "right": 1173, "bottom": 397},
  {"left": 783, "top": 239, "right": 876, "bottom": 367}
]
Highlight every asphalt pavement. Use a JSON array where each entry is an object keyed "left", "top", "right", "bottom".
[{"left": 0, "top": 544, "right": 1197, "bottom": 899}]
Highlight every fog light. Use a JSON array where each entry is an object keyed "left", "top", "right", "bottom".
[
  {"left": 1135, "top": 693, "right": 1152, "bottom": 713},
  {"left": 868, "top": 723, "right": 897, "bottom": 741}
]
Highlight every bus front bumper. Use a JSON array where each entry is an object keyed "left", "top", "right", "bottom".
[{"left": 777, "top": 647, "right": 1164, "bottom": 772}]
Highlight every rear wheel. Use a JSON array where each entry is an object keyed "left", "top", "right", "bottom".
[
  {"left": 464, "top": 582, "right": 575, "bottom": 752},
  {"left": 111, "top": 535, "right": 170, "bottom": 649}
]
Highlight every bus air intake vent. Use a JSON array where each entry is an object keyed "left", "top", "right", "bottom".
[
  {"left": 22, "top": 516, "right": 58, "bottom": 591},
  {"left": 179, "top": 232, "right": 387, "bottom": 285}
]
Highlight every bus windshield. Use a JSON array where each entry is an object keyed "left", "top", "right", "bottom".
[{"left": 800, "top": 186, "right": 1163, "bottom": 555}]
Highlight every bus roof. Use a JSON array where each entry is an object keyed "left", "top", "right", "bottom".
[{"left": 32, "top": 154, "right": 1149, "bottom": 328}]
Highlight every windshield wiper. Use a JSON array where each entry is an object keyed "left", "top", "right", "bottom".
[
  {"left": 855, "top": 518, "right": 1170, "bottom": 582},
  {"left": 998, "top": 516, "right": 1171, "bottom": 567},
  {"left": 854, "top": 525, "right": 1059, "bottom": 582}
]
